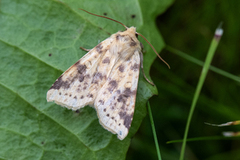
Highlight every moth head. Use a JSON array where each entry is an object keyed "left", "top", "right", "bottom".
[
  {"left": 79, "top": 8, "right": 170, "bottom": 69},
  {"left": 123, "top": 27, "right": 138, "bottom": 38}
]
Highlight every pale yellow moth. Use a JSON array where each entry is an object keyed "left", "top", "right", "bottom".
[{"left": 47, "top": 9, "right": 169, "bottom": 140}]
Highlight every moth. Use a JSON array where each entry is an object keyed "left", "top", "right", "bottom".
[{"left": 47, "top": 9, "right": 169, "bottom": 140}]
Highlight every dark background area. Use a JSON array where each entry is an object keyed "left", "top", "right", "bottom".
[{"left": 128, "top": 1, "right": 240, "bottom": 160}]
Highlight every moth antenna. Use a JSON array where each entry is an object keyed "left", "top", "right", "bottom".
[
  {"left": 79, "top": 8, "right": 128, "bottom": 30},
  {"left": 136, "top": 32, "right": 170, "bottom": 69}
]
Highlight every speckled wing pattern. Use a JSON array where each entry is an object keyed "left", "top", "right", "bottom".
[
  {"left": 47, "top": 27, "right": 142, "bottom": 140},
  {"left": 95, "top": 49, "right": 140, "bottom": 140},
  {"left": 47, "top": 37, "right": 114, "bottom": 110}
]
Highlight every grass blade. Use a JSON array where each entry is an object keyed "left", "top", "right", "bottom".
[
  {"left": 179, "top": 23, "right": 224, "bottom": 160},
  {"left": 148, "top": 101, "right": 162, "bottom": 160},
  {"left": 165, "top": 46, "right": 240, "bottom": 83}
]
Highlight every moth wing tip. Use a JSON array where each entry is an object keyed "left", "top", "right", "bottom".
[{"left": 117, "top": 129, "right": 128, "bottom": 140}]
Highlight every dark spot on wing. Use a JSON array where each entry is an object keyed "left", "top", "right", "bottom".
[
  {"left": 119, "top": 112, "right": 133, "bottom": 129},
  {"left": 116, "top": 34, "right": 126, "bottom": 41},
  {"left": 74, "top": 96, "right": 77, "bottom": 99},
  {"left": 59, "top": 92, "right": 61, "bottom": 95},
  {"left": 116, "top": 34, "right": 120, "bottom": 40},
  {"left": 80, "top": 95, "right": 84, "bottom": 99},
  {"left": 102, "top": 57, "right": 110, "bottom": 63},
  {"left": 77, "top": 65, "right": 87, "bottom": 74},
  {"left": 117, "top": 90, "right": 121, "bottom": 94},
  {"left": 87, "top": 94, "right": 93, "bottom": 98},
  {"left": 117, "top": 95, "right": 125, "bottom": 103},
  {"left": 124, "top": 88, "right": 133, "bottom": 96},
  {"left": 69, "top": 94, "right": 72, "bottom": 97},
  {"left": 76, "top": 88, "right": 80, "bottom": 92},
  {"left": 124, "top": 114, "right": 133, "bottom": 129},
  {"left": 117, "top": 88, "right": 130, "bottom": 102},
  {"left": 82, "top": 82, "right": 88, "bottom": 90},
  {"left": 108, "top": 80, "right": 118, "bottom": 93},
  {"left": 50, "top": 75, "right": 71, "bottom": 89},
  {"left": 96, "top": 43, "right": 103, "bottom": 54},
  {"left": 118, "top": 64, "right": 124, "bottom": 72},
  {"left": 130, "top": 41, "right": 137, "bottom": 46},
  {"left": 110, "top": 105, "right": 115, "bottom": 110},
  {"left": 107, "top": 114, "right": 109, "bottom": 117},
  {"left": 99, "top": 100, "right": 105, "bottom": 105},
  {"left": 92, "top": 72, "right": 103, "bottom": 84},
  {"left": 119, "top": 111, "right": 126, "bottom": 118},
  {"left": 50, "top": 76, "right": 63, "bottom": 89},
  {"left": 79, "top": 75, "right": 84, "bottom": 82},
  {"left": 117, "top": 88, "right": 136, "bottom": 107},
  {"left": 130, "top": 63, "right": 139, "bottom": 71},
  {"left": 130, "top": 37, "right": 137, "bottom": 46}
]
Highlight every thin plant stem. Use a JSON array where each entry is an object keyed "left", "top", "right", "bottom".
[{"left": 148, "top": 101, "right": 162, "bottom": 160}]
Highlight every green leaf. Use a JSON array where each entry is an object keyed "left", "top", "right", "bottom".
[{"left": 0, "top": 0, "right": 173, "bottom": 159}]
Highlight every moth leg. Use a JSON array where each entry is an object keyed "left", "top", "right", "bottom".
[
  {"left": 140, "top": 52, "right": 155, "bottom": 86},
  {"left": 80, "top": 47, "right": 91, "bottom": 52}
]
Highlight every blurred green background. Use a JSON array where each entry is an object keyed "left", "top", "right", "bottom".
[{"left": 128, "top": 1, "right": 240, "bottom": 160}]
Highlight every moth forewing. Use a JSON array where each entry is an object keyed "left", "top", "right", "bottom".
[
  {"left": 95, "top": 28, "right": 141, "bottom": 139},
  {"left": 47, "top": 36, "right": 115, "bottom": 110}
]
